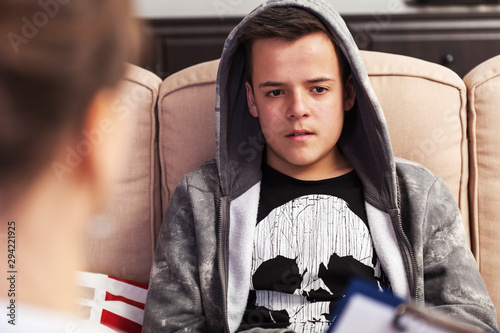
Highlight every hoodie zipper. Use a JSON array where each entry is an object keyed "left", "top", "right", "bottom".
[
  {"left": 394, "top": 176, "right": 419, "bottom": 302},
  {"left": 216, "top": 189, "right": 231, "bottom": 333}
]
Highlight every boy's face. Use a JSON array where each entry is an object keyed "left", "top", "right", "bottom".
[{"left": 245, "top": 32, "right": 356, "bottom": 180}]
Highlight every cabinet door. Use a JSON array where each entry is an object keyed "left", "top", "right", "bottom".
[
  {"left": 348, "top": 17, "right": 500, "bottom": 77},
  {"left": 145, "top": 19, "right": 238, "bottom": 78}
]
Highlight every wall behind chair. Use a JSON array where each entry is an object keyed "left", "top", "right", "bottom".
[{"left": 133, "top": 0, "right": 401, "bottom": 19}]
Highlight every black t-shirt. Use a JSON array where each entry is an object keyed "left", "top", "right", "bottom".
[{"left": 239, "top": 165, "right": 390, "bottom": 332}]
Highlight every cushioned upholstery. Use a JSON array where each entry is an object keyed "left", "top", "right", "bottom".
[
  {"left": 83, "top": 64, "right": 162, "bottom": 284},
  {"left": 158, "top": 60, "right": 219, "bottom": 211},
  {"left": 464, "top": 55, "right": 500, "bottom": 320},
  {"left": 158, "top": 51, "right": 469, "bottom": 234},
  {"left": 363, "top": 51, "right": 469, "bottom": 234}
]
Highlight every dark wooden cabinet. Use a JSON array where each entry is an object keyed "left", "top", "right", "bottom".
[
  {"left": 347, "top": 11, "right": 500, "bottom": 77},
  {"left": 140, "top": 4, "right": 500, "bottom": 79},
  {"left": 143, "top": 18, "right": 240, "bottom": 78}
]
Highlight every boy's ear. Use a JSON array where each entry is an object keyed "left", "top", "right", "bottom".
[
  {"left": 245, "top": 81, "right": 259, "bottom": 118},
  {"left": 343, "top": 74, "right": 356, "bottom": 111}
]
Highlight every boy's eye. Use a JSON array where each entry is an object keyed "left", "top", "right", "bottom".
[
  {"left": 312, "top": 86, "right": 327, "bottom": 94},
  {"left": 266, "top": 89, "right": 283, "bottom": 97}
]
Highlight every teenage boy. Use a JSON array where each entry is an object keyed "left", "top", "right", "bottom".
[{"left": 143, "top": 0, "right": 497, "bottom": 332}]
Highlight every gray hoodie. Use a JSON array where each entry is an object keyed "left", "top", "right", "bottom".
[{"left": 143, "top": 0, "right": 498, "bottom": 332}]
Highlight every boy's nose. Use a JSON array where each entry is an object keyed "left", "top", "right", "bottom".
[{"left": 286, "top": 91, "right": 310, "bottom": 119}]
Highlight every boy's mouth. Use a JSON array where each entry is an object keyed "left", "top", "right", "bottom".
[
  {"left": 287, "top": 129, "right": 312, "bottom": 136},
  {"left": 286, "top": 130, "right": 313, "bottom": 139}
]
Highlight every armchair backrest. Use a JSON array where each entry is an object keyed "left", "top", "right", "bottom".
[
  {"left": 158, "top": 61, "right": 218, "bottom": 212},
  {"left": 465, "top": 54, "right": 500, "bottom": 316},
  {"left": 82, "top": 64, "right": 162, "bottom": 284}
]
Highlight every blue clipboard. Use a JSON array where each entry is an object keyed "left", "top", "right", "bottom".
[{"left": 327, "top": 278, "right": 488, "bottom": 333}]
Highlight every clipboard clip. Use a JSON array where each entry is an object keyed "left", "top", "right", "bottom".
[{"left": 393, "top": 303, "right": 488, "bottom": 333}]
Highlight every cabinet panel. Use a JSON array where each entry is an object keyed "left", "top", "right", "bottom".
[
  {"left": 370, "top": 35, "right": 500, "bottom": 77},
  {"left": 347, "top": 16, "right": 500, "bottom": 77},
  {"left": 144, "top": 19, "right": 238, "bottom": 78},
  {"left": 159, "top": 37, "right": 226, "bottom": 77}
]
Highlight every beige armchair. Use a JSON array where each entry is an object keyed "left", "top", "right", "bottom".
[{"left": 81, "top": 51, "right": 500, "bottom": 328}]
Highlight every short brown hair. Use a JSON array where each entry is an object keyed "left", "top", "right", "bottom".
[
  {"left": 239, "top": 6, "right": 350, "bottom": 86},
  {"left": 0, "top": 0, "right": 142, "bottom": 199}
]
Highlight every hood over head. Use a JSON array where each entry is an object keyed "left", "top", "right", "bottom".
[{"left": 215, "top": 0, "right": 398, "bottom": 213}]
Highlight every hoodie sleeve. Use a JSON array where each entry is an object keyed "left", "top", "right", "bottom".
[
  {"left": 142, "top": 176, "right": 206, "bottom": 332},
  {"left": 420, "top": 176, "right": 498, "bottom": 332}
]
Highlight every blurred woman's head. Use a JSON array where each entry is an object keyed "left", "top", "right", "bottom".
[
  {"left": 0, "top": 0, "right": 142, "bottom": 207},
  {"left": 0, "top": 0, "right": 144, "bottom": 316}
]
